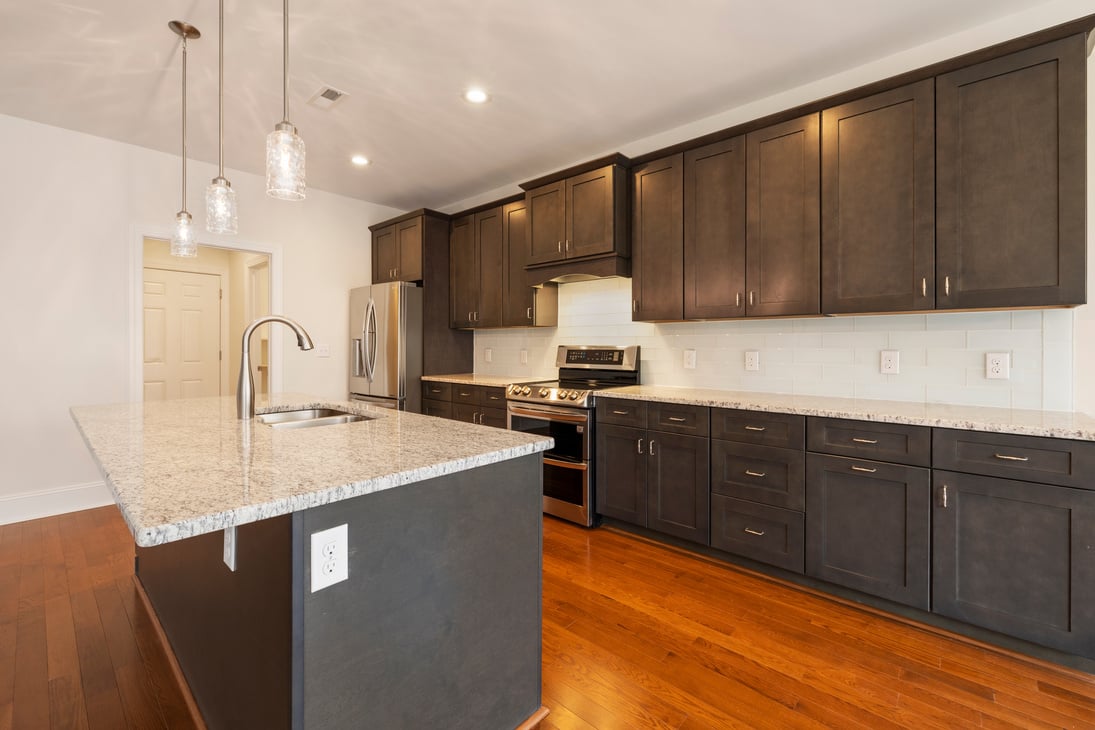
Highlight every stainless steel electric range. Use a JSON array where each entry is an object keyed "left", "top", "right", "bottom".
[{"left": 506, "top": 345, "right": 640, "bottom": 526}]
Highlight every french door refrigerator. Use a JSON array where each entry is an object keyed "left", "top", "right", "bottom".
[{"left": 349, "top": 282, "right": 423, "bottom": 412}]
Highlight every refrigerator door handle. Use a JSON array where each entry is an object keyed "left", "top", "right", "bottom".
[
  {"left": 352, "top": 338, "right": 365, "bottom": 377},
  {"left": 365, "top": 298, "right": 378, "bottom": 381}
]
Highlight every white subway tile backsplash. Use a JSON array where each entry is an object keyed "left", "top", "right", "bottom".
[{"left": 472, "top": 277, "right": 1072, "bottom": 410}]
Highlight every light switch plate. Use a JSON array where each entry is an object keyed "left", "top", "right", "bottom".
[
  {"left": 310, "top": 524, "right": 348, "bottom": 592},
  {"left": 485, "top": 348, "right": 493, "bottom": 363},
  {"left": 519, "top": 349, "right": 528, "bottom": 365}
]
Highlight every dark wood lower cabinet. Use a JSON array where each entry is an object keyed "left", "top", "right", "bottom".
[
  {"left": 933, "top": 470, "right": 1095, "bottom": 656},
  {"left": 711, "top": 494, "right": 804, "bottom": 572},
  {"left": 596, "top": 424, "right": 647, "bottom": 526},
  {"left": 805, "top": 454, "right": 931, "bottom": 610}
]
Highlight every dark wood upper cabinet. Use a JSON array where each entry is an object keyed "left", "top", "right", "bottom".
[
  {"left": 450, "top": 207, "right": 503, "bottom": 329},
  {"left": 746, "top": 113, "right": 821, "bottom": 317},
  {"left": 684, "top": 137, "right": 747, "bottom": 319},
  {"left": 822, "top": 80, "right": 935, "bottom": 314},
  {"left": 371, "top": 224, "right": 397, "bottom": 284},
  {"left": 936, "top": 35, "right": 1086, "bottom": 309},
  {"left": 525, "top": 164, "right": 627, "bottom": 267},
  {"left": 631, "top": 154, "right": 684, "bottom": 322},
  {"left": 502, "top": 200, "right": 559, "bottom": 328},
  {"left": 372, "top": 219, "right": 423, "bottom": 284}
]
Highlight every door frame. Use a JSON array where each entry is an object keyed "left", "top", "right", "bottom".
[{"left": 128, "top": 224, "right": 283, "bottom": 403}]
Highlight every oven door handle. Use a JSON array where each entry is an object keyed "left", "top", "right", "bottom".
[
  {"left": 507, "top": 404, "right": 590, "bottom": 424},
  {"left": 543, "top": 457, "right": 588, "bottom": 471}
]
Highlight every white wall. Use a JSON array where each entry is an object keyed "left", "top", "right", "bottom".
[
  {"left": 0, "top": 113, "right": 400, "bottom": 523},
  {"left": 465, "top": 0, "right": 1095, "bottom": 414}
]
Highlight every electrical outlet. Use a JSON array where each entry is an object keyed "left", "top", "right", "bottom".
[
  {"left": 744, "top": 351, "right": 760, "bottom": 371},
  {"left": 519, "top": 349, "right": 528, "bottom": 365},
  {"left": 880, "top": 350, "right": 900, "bottom": 374},
  {"left": 683, "top": 349, "right": 697, "bottom": 369},
  {"left": 986, "top": 352, "right": 1010, "bottom": 380},
  {"left": 310, "top": 524, "right": 348, "bottom": 592},
  {"left": 316, "top": 344, "right": 331, "bottom": 358},
  {"left": 485, "top": 348, "right": 493, "bottom": 363}
]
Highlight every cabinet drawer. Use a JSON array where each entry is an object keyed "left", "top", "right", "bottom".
[
  {"left": 807, "top": 417, "right": 930, "bottom": 467},
  {"left": 422, "top": 381, "right": 451, "bottom": 402},
  {"left": 711, "top": 409, "right": 804, "bottom": 449},
  {"left": 934, "top": 429, "right": 1095, "bottom": 490},
  {"left": 421, "top": 399, "right": 453, "bottom": 419},
  {"left": 649, "top": 403, "right": 709, "bottom": 436},
  {"left": 598, "top": 398, "right": 647, "bottom": 428},
  {"left": 711, "top": 495, "right": 804, "bottom": 573},
  {"left": 711, "top": 440, "right": 805, "bottom": 511},
  {"left": 452, "top": 385, "right": 480, "bottom": 404},
  {"left": 480, "top": 387, "right": 507, "bottom": 408}
]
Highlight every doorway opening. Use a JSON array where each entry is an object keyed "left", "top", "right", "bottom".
[{"left": 141, "top": 238, "right": 271, "bottom": 402}]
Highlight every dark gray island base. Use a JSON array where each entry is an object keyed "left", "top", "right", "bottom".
[{"left": 136, "top": 455, "right": 544, "bottom": 730}]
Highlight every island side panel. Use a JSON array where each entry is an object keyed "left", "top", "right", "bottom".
[
  {"left": 136, "top": 515, "right": 293, "bottom": 730},
  {"left": 293, "top": 454, "right": 543, "bottom": 730}
]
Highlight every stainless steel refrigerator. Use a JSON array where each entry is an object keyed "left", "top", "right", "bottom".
[{"left": 349, "top": 282, "right": 423, "bottom": 412}]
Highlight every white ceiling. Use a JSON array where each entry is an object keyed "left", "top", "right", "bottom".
[{"left": 0, "top": 0, "right": 1067, "bottom": 210}]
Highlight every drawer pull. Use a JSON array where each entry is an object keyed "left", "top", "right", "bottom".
[
  {"left": 744, "top": 426, "right": 767, "bottom": 432},
  {"left": 637, "top": 439, "right": 644, "bottom": 455},
  {"left": 649, "top": 440, "right": 656, "bottom": 455},
  {"left": 852, "top": 437, "right": 878, "bottom": 445},
  {"left": 743, "top": 528, "right": 766, "bottom": 537},
  {"left": 744, "top": 470, "right": 767, "bottom": 478},
  {"left": 994, "top": 453, "right": 1030, "bottom": 462},
  {"left": 667, "top": 417, "right": 687, "bottom": 423},
  {"left": 851, "top": 465, "right": 877, "bottom": 474},
  {"left": 612, "top": 409, "right": 629, "bottom": 415}
]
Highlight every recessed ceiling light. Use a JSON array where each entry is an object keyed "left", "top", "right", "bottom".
[
  {"left": 351, "top": 155, "right": 370, "bottom": 167},
  {"left": 464, "top": 88, "right": 490, "bottom": 104}
]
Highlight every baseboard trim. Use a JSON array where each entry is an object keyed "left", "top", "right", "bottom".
[
  {"left": 515, "top": 706, "right": 549, "bottom": 729},
  {"left": 0, "top": 481, "right": 113, "bottom": 526}
]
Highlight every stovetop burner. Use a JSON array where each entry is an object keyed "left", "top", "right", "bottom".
[{"left": 506, "top": 345, "right": 640, "bottom": 409}]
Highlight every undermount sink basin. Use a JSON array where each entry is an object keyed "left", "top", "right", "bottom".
[{"left": 256, "top": 408, "right": 372, "bottom": 430}]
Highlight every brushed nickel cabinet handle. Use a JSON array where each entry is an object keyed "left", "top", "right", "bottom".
[
  {"left": 749, "top": 291, "right": 755, "bottom": 307},
  {"left": 565, "top": 239, "right": 571, "bottom": 252},
  {"left": 612, "top": 410, "right": 629, "bottom": 415},
  {"left": 557, "top": 241, "right": 563, "bottom": 253},
  {"left": 668, "top": 417, "right": 687, "bottom": 423},
  {"left": 394, "top": 268, "right": 399, "bottom": 278},
  {"left": 527, "top": 307, "right": 532, "bottom": 320},
  {"left": 744, "top": 528, "right": 766, "bottom": 536},
  {"left": 633, "top": 300, "right": 638, "bottom": 312},
  {"left": 744, "top": 425, "right": 766, "bottom": 432},
  {"left": 945, "top": 275, "right": 951, "bottom": 296},
  {"left": 851, "top": 465, "right": 877, "bottom": 473},
  {"left": 940, "top": 485, "right": 949, "bottom": 508},
  {"left": 921, "top": 277, "right": 927, "bottom": 297},
  {"left": 745, "top": 470, "right": 766, "bottom": 478},
  {"left": 649, "top": 440, "right": 656, "bottom": 455},
  {"left": 736, "top": 292, "right": 742, "bottom": 308},
  {"left": 637, "top": 439, "right": 644, "bottom": 455},
  {"left": 852, "top": 437, "right": 878, "bottom": 444},
  {"left": 994, "top": 453, "right": 1030, "bottom": 462}
]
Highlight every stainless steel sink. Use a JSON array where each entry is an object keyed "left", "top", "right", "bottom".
[{"left": 256, "top": 408, "right": 372, "bottom": 430}]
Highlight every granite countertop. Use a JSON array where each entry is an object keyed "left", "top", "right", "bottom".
[
  {"left": 71, "top": 394, "right": 552, "bottom": 547},
  {"left": 597, "top": 385, "right": 1095, "bottom": 441},
  {"left": 421, "top": 373, "right": 553, "bottom": 387}
]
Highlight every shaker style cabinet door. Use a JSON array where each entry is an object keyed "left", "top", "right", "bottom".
[
  {"left": 596, "top": 424, "right": 648, "bottom": 527},
  {"left": 822, "top": 80, "right": 935, "bottom": 314},
  {"left": 449, "top": 215, "right": 476, "bottom": 328},
  {"left": 475, "top": 207, "right": 504, "bottom": 328},
  {"left": 631, "top": 154, "right": 684, "bottom": 322},
  {"left": 566, "top": 166, "right": 622, "bottom": 260},
  {"left": 684, "top": 136, "right": 747, "bottom": 320},
  {"left": 646, "top": 431, "right": 710, "bottom": 545},
  {"left": 745, "top": 113, "right": 821, "bottom": 317},
  {"left": 372, "top": 224, "right": 397, "bottom": 284},
  {"left": 936, "top": 35, "right": 1086, "bottom": 309},
  {"left": 525, "top": 181, "right": 566, "bottom": 266},
  {"left": 501, "top": 200, "right": 534, "bottom": 326},
  {"left": 394, "top": 217, "right": 424, "bottom": 282}
]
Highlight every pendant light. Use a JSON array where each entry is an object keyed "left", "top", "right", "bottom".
[
  {"left": 265, "top": 0, "right": 305, "bottom": 200},
  {"left": 169, "top": 20, "right": 201, "bottom": 257},
  {"left": 205, "top": 0, "right": 238, "bottom": 234}
]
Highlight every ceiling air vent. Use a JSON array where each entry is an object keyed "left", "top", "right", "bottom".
[{"left": 308, "top": 86, "right": 349, "bottom": 110}]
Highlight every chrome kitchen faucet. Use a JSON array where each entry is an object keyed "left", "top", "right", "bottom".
[{"left": 237, "top": 315, "right": 314, "bottom": 419}]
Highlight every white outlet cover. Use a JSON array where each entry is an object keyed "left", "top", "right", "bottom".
[
  {"left": 986, "top": 352, "right": 1011, "bottom": 380},
  {"left": 316, "top": 344, "right": 331, "bottom": 358},
  {"left": 683, "top": 349, "right": 697, "bottom": 369},
  {"left": 880, "top": 350, "right": 900, "bottom": 374},
  {"left": 310, "top": 524, "right": 348, "bottom": 592},
  {"left": 519, "top": 349, "right": 528, "bottom": 365},
  {"left": 744, "top": 351, "right": 760, "bottom": 371},
  {"left": 485, "top": 348, "right": 493, "bottom": 363}
]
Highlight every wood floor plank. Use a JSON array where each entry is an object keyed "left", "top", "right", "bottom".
[
  {"left": 69, "top": 589, "right": 128, "bottom": 730},
  {"left": 48, "top": 674, "right": 90, "bottom": 730},
  {"left": 12, "top": 601, "right": 49, "bottom": 730}
]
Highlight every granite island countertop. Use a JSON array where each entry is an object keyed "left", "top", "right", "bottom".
[
  {"left": 71, "top": 393, "right": 552, "bottom": 547},
  {"left": 596, "top": 385, "right": 1095, "bottom": 441}
]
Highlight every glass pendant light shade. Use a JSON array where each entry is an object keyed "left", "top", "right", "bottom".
[
  {"left": 171, "top": 211, "right": 197, "bottom": 257},
  {"left": 266, "top": 121, "right": 306, "bottom": 200},
  {"left": 206, "top": 177, "right": 238, "bottom": 234}
]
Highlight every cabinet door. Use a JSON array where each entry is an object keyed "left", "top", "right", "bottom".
[
  {"left": 451, "top": 402, "right": 479, "bottom": 424},
  {"left": 372, "top": 224, "right": 397, "bottom": 284},
  {"left": 746, "top": 114, "right": 820, "bottom": 317},
  {"left": 501, "top": 200, "right": 534, "bottom": 326},
  {"left": 822, "top": 81, "right": 935, "bottom": 314},
  {"left": 933, "top": 470, "right": 1095, "bottom": 656},
  {"left": 526, "top": 181, "right": 566, "bottom": 266},
  {"left": 631, "top": 154, "right": 683, "bottom": 322},
  {"left": 806, "top": 454, "right": 930, "bottom": 609},
  {"left": 449, "top": 215, "right": 476, "bottom": 328},
  {"left": 936, "top": 36, "right": 1086, "bottom": 309},
  {"left": 475, "top": 207, "right": 504, "bottom": 328},
  {"left": 393, "top": 217, "right": 423, "bottom": 281},
  {"left": 422, "top": 399, "right": 453, "bottom": 419},
  {"left": 566, "top": 166, "right": 620, "bottom": 259},
  {"left": 596, "top": 424, "right": 647, "bottom": 527},
  {"left": 647, "top": 432, "right": 709, "bottom": 545},
  {"left": 684, "top": 137, "right": 746, "bottom": 319}
]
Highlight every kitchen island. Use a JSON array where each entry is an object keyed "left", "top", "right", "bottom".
[{"left": 71, "top": 394, "right": 553, "bottom": 730}]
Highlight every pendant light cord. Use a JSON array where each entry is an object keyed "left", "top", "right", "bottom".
[
  {"left": 181, "top": 35, "right": 188, "bottom": 211},
  {"left": 218, "top": 0, "right": 225, "bottom": 178},
  {"left": 283, "top": 0, "right": 290, "bottom": 123}
]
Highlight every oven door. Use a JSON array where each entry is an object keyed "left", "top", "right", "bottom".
[
  {"left": 542, "top": 458, "right": 592, "bottom": 526},
  {"left": 506, "top": 402, "right": 589, "bottom": 463}
]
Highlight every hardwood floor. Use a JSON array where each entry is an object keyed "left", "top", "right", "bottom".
[{"left": 2, "top": 506, "right": 1094, "bottom": 728}]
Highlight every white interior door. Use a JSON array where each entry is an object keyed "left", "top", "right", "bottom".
[{"left": 143, "top": 268, "right": 221, "bottom": 401}]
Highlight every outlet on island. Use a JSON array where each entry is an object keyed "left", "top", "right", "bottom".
[{"left": 310, "top": 524, "right": 348, "bottom": 592}]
